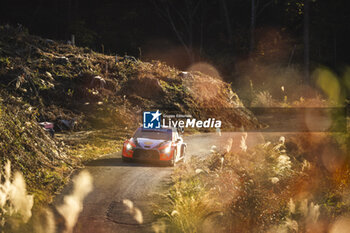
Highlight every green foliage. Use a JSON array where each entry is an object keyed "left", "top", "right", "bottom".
[
  {"left": 67, "top": 88, "right": 74, "bottom": 97},
  {"left": 115, "top": 60, "right": 140, "bottom": 80},
  {"left": 322, "top": 191, "right": 350, "bottom": 218},
  {"left": 0, "top": 57, "right": 10, "bottom": 68}
]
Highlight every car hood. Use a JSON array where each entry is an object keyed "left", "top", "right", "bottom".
[{"left": 134, "top": 138, "right": 169, "bottom": 149}]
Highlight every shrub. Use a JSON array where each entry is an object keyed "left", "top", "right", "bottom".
[{"left": 251, "top": 91, "right": 276, "bottom": 107}]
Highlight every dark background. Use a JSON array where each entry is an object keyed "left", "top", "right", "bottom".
[{"left": 1, "top": 0, "right": 349, "bottom": 83}]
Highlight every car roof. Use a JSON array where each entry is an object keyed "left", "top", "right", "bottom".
[{"left": 137, "top": 127, "right": 177, "bottom": 133}]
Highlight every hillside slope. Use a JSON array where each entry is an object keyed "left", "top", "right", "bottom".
[{"left": 0, "top": 25, "right": 259, "bottom": 203}]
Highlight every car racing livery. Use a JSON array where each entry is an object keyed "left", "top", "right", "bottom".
[{"left": 122, "top": 127, "right": 186, "bottom": 166}]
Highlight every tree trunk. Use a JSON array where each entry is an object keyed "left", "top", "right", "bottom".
[
  {"left": 304, "top": 0, "right": 310, "bottom": 83},
  {"left": 151, "top": 0, "right": 200, "bottom": 64},
  {"left": 185, "top": 1, "right": 195, "bottom": 63},
  {"left": 165, "top": 7, "right": 193, "bottom": 62},
  {"left": 199, "top": 3, "right": 204, "bottom": 56},
  {"left": 221, "top": 0, "right": 233, "bottom": 45},
  {"left": 250, "top": 0, "right": 256, "bottom": 53},
  {"left": 333, "top": 30, "right": 337, "bottom": 66}
]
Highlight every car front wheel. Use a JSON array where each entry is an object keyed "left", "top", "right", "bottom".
[
  {"left": 181, "top": 144, "right": 186, "bottom": 157},
  {"left": 168, "top": 149, "right": 176, "bottom": 167},
  {"left": 122, "top": 156, "right": 132, "bottom": 162}
]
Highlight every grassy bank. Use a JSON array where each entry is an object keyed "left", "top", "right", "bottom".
[{"left": 157, "top": 132, "right": 350, "bottom": 232}]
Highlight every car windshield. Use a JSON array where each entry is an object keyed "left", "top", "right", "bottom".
[{"left": 134, "top": 128, "right": 172, "bottom": 140}]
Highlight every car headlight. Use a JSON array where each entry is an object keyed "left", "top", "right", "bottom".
[
  {"left": 126, "top": 143, "right": 133, "bottom": 151},
  {"left": 160, "top": 144, "right": 172, "bottom": 154},
  {"left": 164, "top": 145, "right": 171, "bottom": 154}
]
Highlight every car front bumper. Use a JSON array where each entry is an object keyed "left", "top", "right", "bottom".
[{"left": 122, "top": 147, "right": 173, "bottom": 161}]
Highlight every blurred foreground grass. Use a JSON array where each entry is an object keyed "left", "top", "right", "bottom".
[{"left": 156, "top": 131, "right": 350, "bottom": 233}]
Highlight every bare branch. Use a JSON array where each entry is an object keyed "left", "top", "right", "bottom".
[
  {"left": 257, "top": 0, "right": 274, "bottom": 17},
  {"left": 165, "top": 6, "right": 191, "bottom": 57}
]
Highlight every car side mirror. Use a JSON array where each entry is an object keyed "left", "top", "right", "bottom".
[{"left": 178, "top": 127, "right": 184, "bottom": 134}]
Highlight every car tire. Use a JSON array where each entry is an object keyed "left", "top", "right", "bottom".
[
  {"left": 168, "top": 149, "right": 176, "bottom": 167},
  {"left": 122, "top": 156, "right": 131, "bottom": 162},
  {"left": 181, "top": 144, "right": 186, "bottom": 157}
]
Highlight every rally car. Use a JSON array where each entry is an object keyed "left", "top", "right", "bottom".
[{"left": 122, "top": 127, "right": 186, "bottom": 166}]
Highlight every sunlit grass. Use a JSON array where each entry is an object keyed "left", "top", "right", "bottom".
[
  {"left": 156, "top": 176, "right": 217, "bottom": 233},
  {"left": 159, "top": 131, "right": 350, "bottom": 232},
  {"left": 62, "top": 129, "right": 127, "bottom": 162}
]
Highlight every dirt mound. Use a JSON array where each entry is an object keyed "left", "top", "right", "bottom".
[
  {"left": 0, "top": 24, "right": 260, "bottom": 203},
  {"left": 0, "top": 91, "right": 74, "bottom": 204},
  {"left": 125, "top": 76, "right": 166, "bottom": 100},
  {"left": 0, "top": 25, "right": 259, "bottom": 130}
]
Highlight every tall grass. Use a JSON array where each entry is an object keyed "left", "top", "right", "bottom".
[
  {"left": 0, "top": 160, "right": 34, "bottom": 232},
  {"left": 159, "top": 132, "right": 350, "bottom": 232},
  {"left": 157, "top": 176, "right": 217, "bottom": 233},
  {"left": 0, "top": 161, "right": 93, "bottom": 233}
]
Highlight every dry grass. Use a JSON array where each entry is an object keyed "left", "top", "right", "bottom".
[
  {"left": 159, "top": 131, "right": 350, "bottom": 232},
  {"left": 60, "top": 129, "right": 128, "bottom": 162}
]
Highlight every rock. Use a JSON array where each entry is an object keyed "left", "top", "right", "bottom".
[
  {"left": 90, "top": 76, "right": 106, "bottom": 89},
  {"left": 45, "top": 39, "right": 55, "bottom": 44},
  {"left": 58, "top": 119, "right": 77, "bottom": 130},
  {"left": 45, "top": 71, "right": 54, "bottom": 81},
  {"left": 55, "top": 56, "right": 69, "bottom": 65},
  {"left": 46, "top": 81, "right": 55, "bottom": 89},
  {"left": 178, "top": 71, "right": 193, "bottom": 79},
  {"left": 117, "top": 55, "right": 137, "bottom": 63},
  {"left": 15, "top": 75, "right": 25, "bottom": 89}
]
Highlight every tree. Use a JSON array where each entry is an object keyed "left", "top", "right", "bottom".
[
  {"left": 250, "top": 0, "right": 256, "bottom": 52},
  {"left": 220, "top": 0, "right": 233, "bottom": 45},
  {"left": 250, "top": 0, "right": 275, "bottom": 53},
  {"left": 151, "top": 0, "right": 203, "bottom": 63},
  {"left": 304, "top": 0, "right": 310, "bottom": 83}
]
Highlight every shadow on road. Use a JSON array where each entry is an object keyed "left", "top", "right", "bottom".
[{"left": 86, "top": 157, "right": 171, "bottom": 168}]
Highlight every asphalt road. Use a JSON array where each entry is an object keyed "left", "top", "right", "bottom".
[{"left": 54, "top": 132, "right": 269, "bottom": 233}]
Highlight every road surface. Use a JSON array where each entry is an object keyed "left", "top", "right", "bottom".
[{"left": 54, "top": 132, "right": 271, "bottom": 233}]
